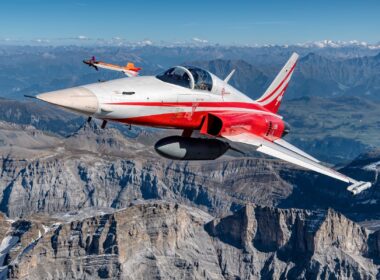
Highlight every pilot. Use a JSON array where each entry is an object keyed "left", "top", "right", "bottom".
[{"left": 199, "top": 82, "right": 207, "bottom": 90}]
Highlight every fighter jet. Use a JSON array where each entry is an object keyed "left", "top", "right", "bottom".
[{"left": 29, "top": 53, "right": 372, "bottom": 195}]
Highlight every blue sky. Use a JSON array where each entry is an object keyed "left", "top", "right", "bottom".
[{"left": 0, "top": 0, "right": 379, "bottom": 45}]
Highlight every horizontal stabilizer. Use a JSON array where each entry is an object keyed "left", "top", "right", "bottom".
[{"left": 347, "top": 181, "right": 372, "bottom": 195}]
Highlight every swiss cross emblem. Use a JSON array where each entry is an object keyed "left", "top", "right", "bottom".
[
  {"left": 192, "top": 103, "right": 198, "bottom": 113},
  {"left": 185, "top": 103, "right": 198, "bottom": 120},
  {"left": 221, "top": 88, "right": 226, "bottom": 100}
]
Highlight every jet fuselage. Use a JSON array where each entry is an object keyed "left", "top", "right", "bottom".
[{"left": 38, "top": 75, "right": 286, "bottom": 141}]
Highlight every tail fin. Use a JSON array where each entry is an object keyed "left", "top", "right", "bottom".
[{"left": 256, "top": 52, "right": 299, "bottom": 113}]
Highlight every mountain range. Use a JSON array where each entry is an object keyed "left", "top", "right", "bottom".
[
  {"left": 0, "top": 44, "right": 380, "bottom": 279},
  {"left": 0, "top": 45, "right": 379, "bottom": 100},
  {"left": 0, "top": 118, "right": 379, "bottom": 279}
]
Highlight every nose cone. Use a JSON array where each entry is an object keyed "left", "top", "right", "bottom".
[{"left": 37, "top": 87, "right": 98, "bottom": 115}]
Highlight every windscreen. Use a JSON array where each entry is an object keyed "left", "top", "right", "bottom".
[
  {"left": 156, "top": 67, "right": 192, "bottom": 89},
  {"left": 186, "top": 67, "right": 213, "bottom": 91}
]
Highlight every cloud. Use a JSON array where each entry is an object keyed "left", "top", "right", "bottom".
[
  {"left": 137, "top": 40, "right": 153, "bottom": 46},
  {"left": 192, "top": 37, "right": 208, "bottom": 43},
  {"left": 42, "top": 52, "right": 56, "bottom": 59},
  {"left": 33, "top": 38, "right": 50, "bottom": 43},
  {"left": 77, "top": 35, "right": 89, "bottom": 40}
]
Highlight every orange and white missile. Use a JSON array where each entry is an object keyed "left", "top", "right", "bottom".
[{"left": 83, "top": 56, "right": 142, "bottom": 77}]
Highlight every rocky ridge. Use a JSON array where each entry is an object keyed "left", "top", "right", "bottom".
[
  {"left": 2, "top": 202, "right": 379, "bottom": 279},
  {"left": 0, "top": 119, "right": 379, "bottom": 220},
  {"left": 0, "top": 121, "right": 297, "bottom": 219},
  {"left": 0, "top": 120, "right": 380, "bottom": 279}
]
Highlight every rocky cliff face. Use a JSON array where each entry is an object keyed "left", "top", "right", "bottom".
[
  {"left": 7, "top": 202, "right": 218, "bottom": 279},
  {"left": 1, "top": 121, "right": 380, "bottom": 279},
  {"left": 1, "top": 120, "right": 377, "bottom": 221},
  {"left": 206, "top": 205, "right": 379, "bottom": 279},
  {"left": 4, "top": 202, "right": 379, "bottom": 280},
  {"left": 0, "top": 121, "right": 296, "bottom": 219}
]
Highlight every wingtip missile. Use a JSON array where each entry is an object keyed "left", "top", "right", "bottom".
[
  {"left": 83, "top": 57, "right": 142, "bottom": 77},
  {"left": 347, "top": 181, "right": 372, "bottom": 195},
  {"left": 83, "top": 56, "right": 99, "bottom": 71},
  {"left": 125, "top": 62, "right": 142, "bottom": 72},
  {"left": 123, "top": 62, "right": 142, "bottom": 76}
]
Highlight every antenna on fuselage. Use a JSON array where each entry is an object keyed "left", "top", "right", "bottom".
[{"left": 224, "top": 69, "right": 236, "bottom": 83}]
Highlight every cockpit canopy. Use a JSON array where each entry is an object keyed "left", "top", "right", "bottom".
[{"left": 156, "top": 66, "right": 213, "bottom": 91}]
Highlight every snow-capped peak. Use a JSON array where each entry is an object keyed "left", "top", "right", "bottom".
[{"left": 297, "top": 39, "right": 380, "bottom": 49}]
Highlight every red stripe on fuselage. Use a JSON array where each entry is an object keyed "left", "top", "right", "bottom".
[
  {"left": 104, "top": 101, "right": 273, "bottom": 113},
  {"left": 109, "top": 111, "right": 207, "bottom": 129},
  {"left": 108, "top": 110, "right": 284, "bottom": 141}
]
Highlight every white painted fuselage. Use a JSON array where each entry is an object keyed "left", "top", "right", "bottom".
[{"left": 37, "top": 73, "right": 278, "bottom": 130}]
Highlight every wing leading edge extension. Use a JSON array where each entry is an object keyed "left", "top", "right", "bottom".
[{"left": 224, "top": 133, "right": 372, "bottom": 195}]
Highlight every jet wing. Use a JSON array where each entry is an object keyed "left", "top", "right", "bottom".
[{"left": 224, "top": 133, "right": 371, "bottom": 195}]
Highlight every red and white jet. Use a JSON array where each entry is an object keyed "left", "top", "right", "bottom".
[{"left": 32, "top": 53, "right": 371, "bottom": 195}]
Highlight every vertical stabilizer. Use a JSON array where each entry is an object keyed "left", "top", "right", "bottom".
[{"left": 256, "top": 53, "right": 299, "bottom": 113}]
